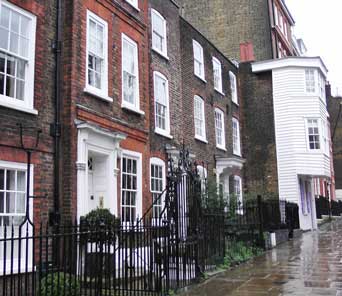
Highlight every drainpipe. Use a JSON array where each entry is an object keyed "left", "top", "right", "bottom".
[{"left": 50, "top": 0, "right": 63, "bottom": 225}]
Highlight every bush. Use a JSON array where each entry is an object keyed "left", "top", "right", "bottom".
[
  {"left": 39, "top": 272, "right": 80, "bottom": 296},
  {"left": 80, "top": 208, "right": 120, "bottom": 243}
]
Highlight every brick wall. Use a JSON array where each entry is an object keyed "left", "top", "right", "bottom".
[
  {"left": 60, "top": 0, "right": 150, "bottom": 222},
  {"left": 180, "top": 18, "right": 241, "bottom": 179},
  {"left": 0, "top": 0, "right": 57, "bottom": 225},
  {"left": 239, "top": 63, "right": 278, "bottom": 195},
  {"left": 178, "top": 0, "right": 273, "bottom": 62}
]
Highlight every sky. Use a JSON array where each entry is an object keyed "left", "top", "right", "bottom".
[{"left": 286, "top": 0, "right": 342, "bottom": 96}]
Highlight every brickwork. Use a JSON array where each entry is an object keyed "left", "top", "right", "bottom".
[
  {"left": 179, "top": 0, "right": 273, "bottom": 62},
  {"left": 0, "top": 0, "right": 57, "bottom": 225},
  {"left": 180, "top": 18, "right": 242, "bottom": 180},
  {"left": 239, "top": 63, "right": 278, "bottom": 195},
  {"left": 60, "top": 0, "right": 150, "bottom": 222}
]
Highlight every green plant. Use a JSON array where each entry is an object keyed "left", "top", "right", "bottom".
[
  {"left": 39, "top": 272, "right": 80, "bottom": 296},
  {"left": 80, "top": 208, "right": 120, "bottom": 243},
  {"left": 202, "top": 177, "right": 227, "bottom": 212}
]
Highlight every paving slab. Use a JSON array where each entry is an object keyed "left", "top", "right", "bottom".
[{"left": 180, "top": 219, "right": 342, "bottom": 296}]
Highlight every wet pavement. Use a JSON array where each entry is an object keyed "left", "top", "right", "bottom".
[{"left": 180, "top": 219, "right": 342, "bottom": 296}]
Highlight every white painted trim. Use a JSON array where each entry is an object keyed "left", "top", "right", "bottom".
[
  {"left": 151, "top": 9, "right": 168, "bottom": 58},
  {"left": 0, "top": 0, "right": 36, "bottom": 112},
  {"left": 193, "top": 39, "right": 205, "bottom": 81},
  {"left": 121, "top": 33, "right": 141, "bottom": 113},
  {"left": 194, "top": 95, "right": 207, "bottom": 142},
  {"left": 252, "top": 57, "right": 328, "bottom": 77},
  {"left": 214, "top": 108, "right": 226, "bottom": 150},
  {"left": 121, "top": 149, "right": 143, "bottom": 224},
  {"left": 212, "top": 57, "right": 223, "bottom": 93},
  {"left": 85, "top": 10, "right": 109, "bottom": 99},
  {"left": 153, "top": 71, "right": 170, "bottom": 136}
]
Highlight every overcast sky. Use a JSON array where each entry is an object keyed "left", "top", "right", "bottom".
[{"left": 286, "top": 0, "right": 342, "bottom": 95}]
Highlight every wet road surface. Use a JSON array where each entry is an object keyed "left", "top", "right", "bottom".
[{"left": 181, "top": 219, "right": 342, "bottom": 296}]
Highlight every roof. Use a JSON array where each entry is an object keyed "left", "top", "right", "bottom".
[{"left": 252, "top": 56, "right": 328, "bottom": 77}]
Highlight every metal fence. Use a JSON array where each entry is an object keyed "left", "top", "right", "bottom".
[{"left": 316, "top": 196, "right": 342, "bottom": 219}]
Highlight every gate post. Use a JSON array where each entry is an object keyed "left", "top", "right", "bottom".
[{"left": 257, "top": 195, "right": 264, "bottom": 249}]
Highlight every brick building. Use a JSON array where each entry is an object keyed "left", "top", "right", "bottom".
[
  {"left": 179, "top": 18, "right": 244, "bottom": 202},
  {"left": 179, "top": 0, "right": 300, "bottom": 62},
  {"left": 0, "top": 0, "right": 56, "bottom": 227},
  {"left": 60, "top": 0, "right": 151, "bottom": 223}
]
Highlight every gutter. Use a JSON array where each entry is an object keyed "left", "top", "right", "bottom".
[{"left": 50, "top": 0, "right": 62, "bottom": 225}]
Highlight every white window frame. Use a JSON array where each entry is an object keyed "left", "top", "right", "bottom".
[
  {"left": 0, "top": 1, "right": 37, "bottom": 115},
  {"left": 274, "top": 4, "right": 279, "bottom": 26},
  {"left": 0, "top": 160, "right": 33, "bottom": 275},
  {"left": 305, "top": 69, "right": 317, "bottom": 94},
  {"left": 194, "top": 95, "right": 207, "bottom": 143},
  {"left": 234, "top": 175, "right": 243, "bottom": 211},
  {"left": 153, "top": 71, "right": 171, "bottom": 138},
  {"left": 318, "top": 72, "right": 326, "bottom": 100},
  {"left": 229, "top": 71, "right": 238, "bottom": 105},
  {"left": 150, "top": 157, "right": 166, "bottom": 223},
  {"left": 84, "top": 10, "right": 110, "bottom": 102},
  {"left": 121, "top": 150, "right": 142, "bottom": 226},
  {"left": 212, "top": 57, "right": 223, "bottom": 94},
  {"left": 125, "top": 0, "right": 139, "bottom": 10},
  {"left": 305, "top": 118, "right": 321, "bottom": 152},
  {"left": 193, "top": 40, "right": 205, "bottom": 81},
  {"left": 121, "top": 33, "right": 143, "bottom": 114},
  {"left": 232, "top": 117, "right": 241, "bottom": 156},
  {"left": 214, "top": 108, "right": 226, "bottom": 150},
  {"left": 151, "top": 9, "right": 168, "bottom": 59}
]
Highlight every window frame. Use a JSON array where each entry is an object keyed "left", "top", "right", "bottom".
[
  {"left": 84, "top": 10, "right": 110, "bottom": 101},
  {"left": 305, "top": 68, "right": 317, "bottom": 94},
  {"left": 0, "top": 160, "right": 33, "bottom": 275},
  {"left": 232, "top": 117, "right": 241, "bottom": 156},
  {"left": 151, "top": 9, "right": 168, "bottom": 59},
  {"left": 193, "top": 40, "right": 205, "bottom": 81},
  {"left": 153, "top": 71, "right": 171, "bottom": 138},
  {"left": 229, "top": 71, "right": 238, "bottom": 105},
  {"left": 194, "top": 95, "right": 207, "bottom": 143},
  {"left": 214, "top": 108, "right": 226, "bottom": 150},
  {"left": 233, "top": 175, "right": 243, "bottom": 209},
  {"left": 121, "top": 33, "right": 143, "bottom": 114},
  {"left": 121, "top": 150, "right": 142, "bottom": 226},
  {"left": 150, "top": 157, "right": 166, "bottom": 222},
  {"left": 305, "top": 118, "right": 321, "bottom": 152},
  {"left": 212, "top": 57, "right": 223, "bottom": 94},
  {"left": 0, "top": 1, "right": 37, "bottom": 114}
]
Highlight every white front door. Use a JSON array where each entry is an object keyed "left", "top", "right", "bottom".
[{"left": 87, "top": 153, "right": 108, "bottom": 213}]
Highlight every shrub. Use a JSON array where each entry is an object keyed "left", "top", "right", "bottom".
[
  {"left": 39, "top": 272, "right": 80, "bottom": 296},
  {"left": 80, "top": 208, "right": 120, "bottom": 243}
]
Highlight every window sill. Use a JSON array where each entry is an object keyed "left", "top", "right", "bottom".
[
  {"left": 0, "top": 100, "right": 38, "bottom": 115},
  {"left": 84, "top": 87, "right": 113, "bottom": 102},
  {"left": 215, "top": 89, "right": 225, "bottom": 96},
  {"left": 155, "top": 129, "right": 173, "bottom": 139},
  {"left": 217, "top": 146, "right": 227, "bottom": 152},
  {"left": 195, "top": 135, "right": 208, "bottom": 144},
  {"left": 233, "top": 152, "right": 242, "bottom": 157},
  {"left": 121, "top": 103, "right": 145, "bottom": 116},
  {"left": 152, "top": 48, "right": 169, "bottom": 61},
  {"left": 194, "top": 74, "right": 207, "bottom": 83}
]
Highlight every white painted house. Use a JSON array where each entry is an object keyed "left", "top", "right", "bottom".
[{"left": 252, "top": 57, "right": 331, "bottom": 230}]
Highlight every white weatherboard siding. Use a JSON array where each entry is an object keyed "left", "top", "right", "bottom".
[{"left": 272, "top": 66, "right": 330, "bottom": 230}]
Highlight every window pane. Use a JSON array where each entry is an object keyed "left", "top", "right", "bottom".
[
  {"left": 6, "top": 76, "right": 15, "bottom": 97},
  {"left": 17, "top": 59, "right": 25, "bottom": 79},
  {"left": 0, "top": 74, "right": 4, "bottom": 94},
  {"left": 16, "top": 193, "right": 25, "bottom": 213},
  {"left": 0, "top": 169, "right": 4, "bottom": 190},
  {"left": 17, "top": 171, "right": 25, "bottom": 191},
  {"left": 20, "top": 16, "right": 30, "bottom": 37},
  {"left": 0, "top": 27, "right": 9, "bottom": 49},
  {"left": 9, "top": 32, "right": 19, "bottom": 54},
  {"left": 19, "top": 36, "right": 29, "bottom": 58},
  {"left": 6, "top": 56, "right": 15, "bottom": 75},
  {"left": 6, "top": 170, "right": 16, "bottom": 190},
  {"left": 10, "top": 11, "right": 20, "bottom": 33},
  {"left": 0, "top": 192, "right": 4, "bottom": 213},
  {"left": 0, "top": 6, "right": 10, "bottom": 29},
  {"left": 15, "top": 79, "right": 24, "bottom": 100},
  {"left": 0, "top": 53, "right": 5, "bottom": 73},
  {"left": 6, "top": 192, "right": 15, "bottom": 213}
]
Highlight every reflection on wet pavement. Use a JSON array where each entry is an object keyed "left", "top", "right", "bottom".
[{"left": 180, "top": 219, "right": 342, "bottom": 296}]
